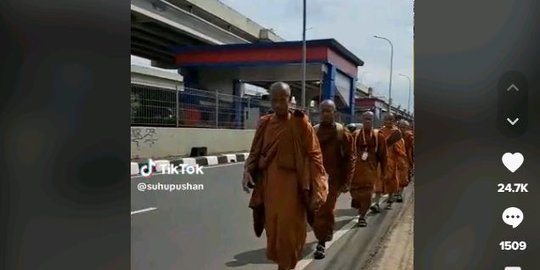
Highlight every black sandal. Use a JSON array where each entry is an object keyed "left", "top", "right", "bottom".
[
  {"left": 370, "top": 203, "right": 381, "bottom": 213},
  {"left": 357, "top": 217, "right": 367, "bottom": 227},
  {"left": 314, "top": 244, "right": 325, "bottom": 259}
]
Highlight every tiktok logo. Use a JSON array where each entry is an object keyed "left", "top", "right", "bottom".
[{"left": 140, "top": 159, "right": 156, "bottom": 177}]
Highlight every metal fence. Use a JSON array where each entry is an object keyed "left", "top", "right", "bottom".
[
  {"left": 131, "top": 84, "right": 357, "bottom": 129},
  {"left": 131, "top": 84, "right": 273, "bottom": 129}
]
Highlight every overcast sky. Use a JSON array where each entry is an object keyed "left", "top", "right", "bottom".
[{"left": 132, "top": 0, "right": 414, "bottom": 109}]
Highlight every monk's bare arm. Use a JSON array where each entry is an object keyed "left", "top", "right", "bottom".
[
  {"left": 244, "top": 116, "right": 270, "bottom": 175},
  {"left": 343, "top": 130, "right": 356, "bottom": 187}
]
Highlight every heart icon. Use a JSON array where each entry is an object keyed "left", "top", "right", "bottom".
[{"left": 502, "top": 152, "right": 524, "bottom": 173}]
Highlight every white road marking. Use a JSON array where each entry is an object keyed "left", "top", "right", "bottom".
[
  {"left": 131, "top": 207, "right": 158, "bottom": 215},
  {"left": 130, "top": 162, "right": 245, "bottom": 179},
  {"left": 296, "top": 195, "right": 389, "bottom": 270}
]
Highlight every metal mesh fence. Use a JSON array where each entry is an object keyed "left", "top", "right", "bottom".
[
  {"left": 131, "top": 84, "right": 273, "bottom": 129},
  {"left": 130, "top": 84, "right": 365, "bottom": 129}
]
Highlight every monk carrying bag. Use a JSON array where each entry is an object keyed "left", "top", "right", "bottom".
[{"left": 313, "top": 123, "right": 345, "bottom": 157}]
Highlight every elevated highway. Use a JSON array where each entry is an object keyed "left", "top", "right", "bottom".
[{"left": 131, "top": 0, "right": 284, "bottom": 68}]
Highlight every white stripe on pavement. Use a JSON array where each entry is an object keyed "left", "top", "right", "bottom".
[
  {"left": 131, "top": 207, "right": 158, "bottom": 215},
  {"left": 296, "top": 194, "right": 389, "bottom": 270}
]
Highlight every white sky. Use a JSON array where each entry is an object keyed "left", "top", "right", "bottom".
[{"left": 132, "top": 0, "right": 414, "bottom": 109}]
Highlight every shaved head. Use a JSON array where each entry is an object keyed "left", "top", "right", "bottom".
[
  {"left": 384, "top": 113, "right": 395, "bottom": 121},
  {"left": 319, "top": 99, "right": 336, "bottom": 110},
  {"left": 269, "top": 82, "right": 291, "bottom": 98},
  {"left": 319, "top": 99, "right": 337, "bottom": 124},
  {"left": 362, "top": 111, "right": 374, "bottom": 118},
  {"left": 362, "top": 111, "right": 374, "bottom": 129},
  {"left": 269, "top": 82, "right": 291, "bottom": 117},
  {"left": 383, "top": 113, "right": 396, "bottom": 128},
  {"left": 398, "top": 119, "right": 410, "bottom": 128}
]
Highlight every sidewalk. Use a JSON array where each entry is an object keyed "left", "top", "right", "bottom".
[
  {"left": 365, "top": 188, "right": 414, "bottom": 270},
  {"left": 130, "top": 152, "right": 249, "bottom": 176}
]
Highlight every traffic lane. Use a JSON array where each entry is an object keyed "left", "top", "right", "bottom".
[
  {"left": 132, "top": 163, "right": 269, "bottom": 270},
  {"left": 131, "top": 163, "right": 236, "bottom": 211},
  {"left": 131, "top": 163, "right": 357, "bottom": 270},
  {"left": 304, "top": 185, "right": 414, "bottom": 270}
]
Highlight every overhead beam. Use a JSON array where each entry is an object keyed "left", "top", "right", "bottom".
[{"left": 131, "top": 0, "right": 248, "bottom": 45}]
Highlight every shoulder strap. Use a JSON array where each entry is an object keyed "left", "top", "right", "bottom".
[
  {"left": 373, "top": 129, "right": 379, "bottom": 152},
  {"left": 335, "top": 123, "right": 344, "bottom": 142},
  {"left": 313, "top": 124, "right": 320, "bottom": 133}
]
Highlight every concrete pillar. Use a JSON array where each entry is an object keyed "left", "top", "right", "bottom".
[
  {"left": 321, "top": 63, "right": 336, "bottom": 101},
  {"left": 349, "top": 77, "right": 357, "bottom": 123},
  {"left": 233, "top": 79, "right": 243, "bottom": 129}
]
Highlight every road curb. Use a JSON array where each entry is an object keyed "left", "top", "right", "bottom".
[{"left": 130, "top": 152, "right": 249, "bottom": 177}]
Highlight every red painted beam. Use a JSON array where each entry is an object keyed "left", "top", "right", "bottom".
[
  {"left": 175, "top": 45, "right": 359, "bottom": 78},
  {"left": 175, "top": 46, "right": 328, "bottom": 65},
  {"left": 327, "top": 49, "right": 358, "bottom": 77}
]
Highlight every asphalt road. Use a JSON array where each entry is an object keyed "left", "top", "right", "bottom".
[{"left": 131, "top": 162, "right": 413, "bottom": 270}]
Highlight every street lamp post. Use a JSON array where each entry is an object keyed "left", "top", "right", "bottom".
[
  {"left": 301, "top": 0, "right": 307, "bottom": 110},
  {"left": 373, "top": 35, "right": 393, "bottom": 112},
  {"left": 399, "top": 74, "right": 412, "bottom": 114}
]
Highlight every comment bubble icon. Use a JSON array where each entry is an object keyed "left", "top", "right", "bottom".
[{"left": 502, "top": 207, "right": 524, "bottom": 228}]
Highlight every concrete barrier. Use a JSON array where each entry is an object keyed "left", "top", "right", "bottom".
[
  {"left": 131, "top": 127, "right": 255, "bottom": 159},
  {"left": 131, "top": 162, "right": 140, "bottom": 175},
  {"left": 154, "top": 160, "right": 170, "bottom": 173}
]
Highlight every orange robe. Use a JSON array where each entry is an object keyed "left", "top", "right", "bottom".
[
  {"left": 245, "top": 112, "right": 328, "bottom": 269},
  {"left": 403, "top": 130, "right": 414, "bottom": 182},
  {"left": 312, "top": 123, "right": 355, "bottom": 242},
  {"left": 351, "top": 128, "right": 387, "bottom": 214},
  {"left": 377, "top": 127, "right": 408, "bottom": 194}
]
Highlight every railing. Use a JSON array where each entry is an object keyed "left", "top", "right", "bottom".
[
  {"left": 131, "top": 84, "right": 361, "bottom": 129},
  {"left": 131, "top": 84, "right": 272, "bottom": 129}
]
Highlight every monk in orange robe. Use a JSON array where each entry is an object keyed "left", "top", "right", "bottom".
[
  {"left": 398, "top": 120, "right": 414, "bottom": 184},
  {"left": 242, "top": 82, "right": 328, "bottom": 270},
  {"left": 377, "top": 113, "right": 408, "bottom": 209},
  {"left": 351, "top": 111, "right": 387, "bottom": 225},
  {"left": 311, "top": 100, "right": 355, "bottom": 260}
]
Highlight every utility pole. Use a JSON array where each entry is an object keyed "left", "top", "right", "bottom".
[
  {"left": 373, "top": 35, "right": 394, "bottom": 112},
  {"left": 301, "top": 0, "right": 307, "bottom": 110}
]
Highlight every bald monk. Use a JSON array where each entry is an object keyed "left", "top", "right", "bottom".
[
  {"left": 398, "top": 120, "right": 414, "bottom": 185},
  {"left": 351, "top": 111, "right": 387, "bottom": 225},
  {"left": 311, "top": 100, "right": 356, "bottom": 260},
  {"left": 377, "top": 113, "right": 408, "bottom": 209},
  {"left": 242, "top": 82, "right": 329, "bottom": 270}
]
